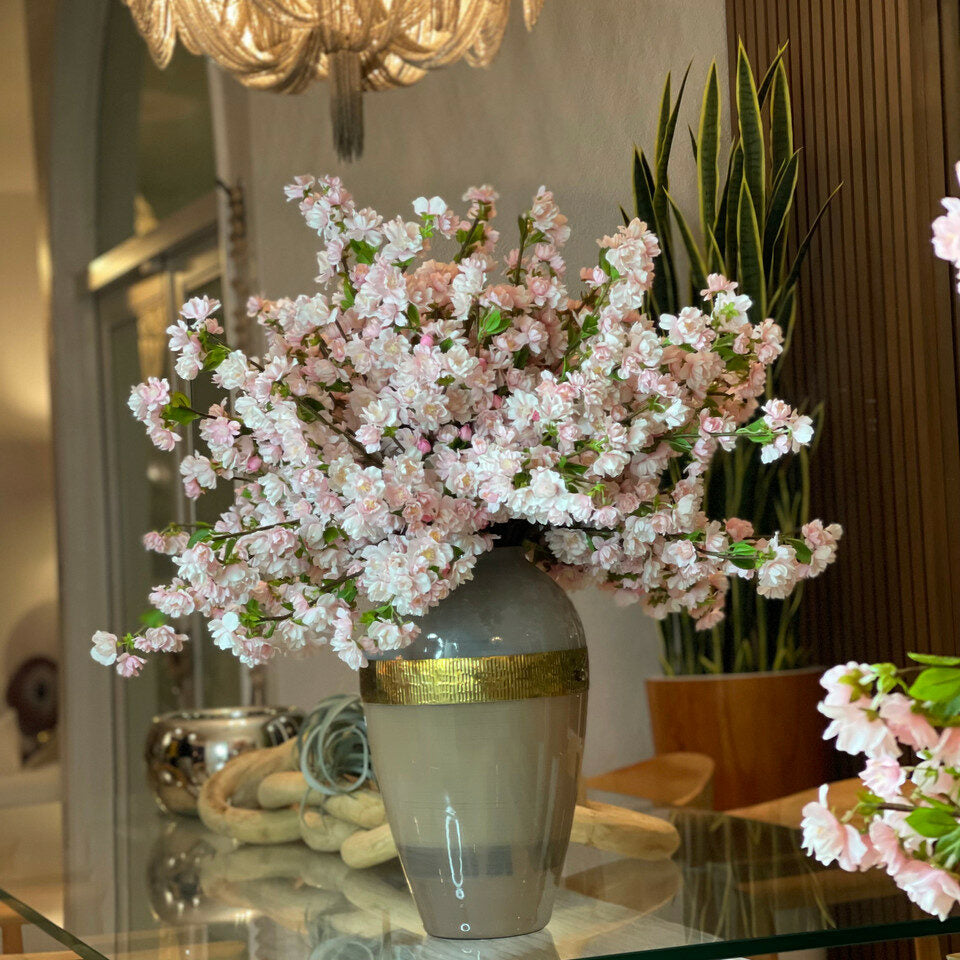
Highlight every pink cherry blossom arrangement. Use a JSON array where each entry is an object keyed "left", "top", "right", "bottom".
[
  {"left": 801, "top": 166, "right": 960, "bottom": 921},
  {"left": 802, "top": 658, "right": 960, "bottom": 920},
  {"left": 90, "top": 174, "right": 840, "bottom": 676}
]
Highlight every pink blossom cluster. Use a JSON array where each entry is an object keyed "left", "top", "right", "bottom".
[
  {"left": 933, "top": 162, "right": 960, "bottom": 291},
  {"left": 803, "top": 662, "right": 960, "bottom": 920},
  {"left": 91, "top": 175, "right": 839, "bottom": 674},
  {"left": 803, "top": 170, "right": 960, "bottom": 922}
]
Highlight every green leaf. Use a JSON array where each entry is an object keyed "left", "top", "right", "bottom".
[
  {"left": 341, "top": 278, "right": 356, "bottom": 308},
  {"left": 349, "top": 239, "right": 376, "bottom": 265},
  {"left": 770, "top": 58, "right": 794, "bottom": 186},
  {"left": 655, "top": 62, "right": 691, "bottom": 210},
  {"left": 770, "top": 182, "right": 841, "bottom": 317},
  {"left": 665, "top": 190, "right": 707, "bottom": 295},
  {"left": 756, "top": 42, "right": 788, "bottom": 107},
  {"left": 634, "top": 149, "right": 670, "bottom": 315},
  {"left": 704, "top": 226, "right": 725, "bottom": 277},
  {"left": 163, "top": 403, "right": 199, "bottom": 426},
  {"left": 187, "top": 528, "right": 213, "bottom": 548},
  {"left": 139, "top": 609, "right": 167, "bottom": 629},
  {"left": 737, "top": 181, "right": 766, "bottom": 320},
  {"left": 598, "top": 246, "right": 621, "bottom": 279},
  {"left": 723, "top": 145, "right": 743, "bottom": 277},
  {"left": 654, "top": 183, "right": 678, "bottom": 311},
  {"left": 697, "top": 60, "right": 721, "bottom": 244},
  {"left": 908, "top": 667, "right": 960, "bottom": 704},
  {"left": 736, "top": 39, "right": 765, "bottom": 214},
  {"left": 688, "top": 124, "right": 698, "bottom": 164},
  {"left": 934, "top": 826, "right": 960, "bottom": 871},
  {"left": 909, "top": 653, "right": 960, "bottom": 667},
  {"left": 633, "top": 148, "right": 657, "bottom": 227},
  {"left": 906, "top": 806, "right": 960, "bottom": 839},
  {"left": 784, "top": 536, "right": 813, "bottom": 564},
  {"left": 480, "top": 307, "right": 510, "bottom": 338},
  {"left": 202, "top": 344, "right": 230, "bottom": 371},
  {"left": 763, "top": 150, "right": 800, "bottom": 282},
  {"left": 654, "top": 72, "right": 672, "bottom": 173},
  {"left": 406, "top": 303, "right": 419, "bottom": 327}
]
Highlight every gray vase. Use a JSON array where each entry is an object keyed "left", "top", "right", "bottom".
[{"left": 360, "top": 547, "right": 588, "bottom": 939}]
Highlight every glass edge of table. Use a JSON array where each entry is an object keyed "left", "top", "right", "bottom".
[
  {"left": 591, "top": 916, "right": 960, "bottom": 960},
  {"left": 5, "top": 877, "right": 960, "bottom": 960},
  {"left": 0, "top": 885, "right": 110, "bottom": 960}
]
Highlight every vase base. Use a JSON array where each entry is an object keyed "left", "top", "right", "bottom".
[{"left": 425, "top": 920, "right": 549, "bottom": 940}]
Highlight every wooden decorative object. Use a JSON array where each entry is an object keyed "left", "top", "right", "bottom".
[
  {"left": 586, "top": 751, "right": 714, "bottom": 808},
  {"left": 645, "top": 669, "right": 831, "bottom": 809},
  {"left": 197, "top": 743, "right": 681, "bottom": 868},
  {"left": 726, "top": 778, "right": 869, "bottom": 830}
]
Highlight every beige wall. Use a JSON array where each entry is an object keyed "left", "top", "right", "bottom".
[
  {"left": 0, "top": 0, "right": 58, "bottom": 691},
  {"left": 219, "top": 0, "right": 729, "bottom": 775}
]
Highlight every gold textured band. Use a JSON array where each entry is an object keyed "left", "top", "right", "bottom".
[{"left": 359, "top": 648, "right": 589, "bottom": 706}]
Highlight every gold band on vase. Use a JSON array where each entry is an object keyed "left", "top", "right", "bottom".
[{"left": 359, "top": 648, "right": 589, "bottom": 706}]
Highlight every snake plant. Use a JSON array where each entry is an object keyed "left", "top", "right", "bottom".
[{"left": 631, "top": 42, "right": 839, "bottom": 675}]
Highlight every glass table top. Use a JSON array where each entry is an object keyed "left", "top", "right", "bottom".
[{"left": 2, "top": 788, "right": 959, "bottom": 960}]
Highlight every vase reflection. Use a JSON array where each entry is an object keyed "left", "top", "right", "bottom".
[{"left": 145, "top": 815, "right": 689, "bottom": 959}]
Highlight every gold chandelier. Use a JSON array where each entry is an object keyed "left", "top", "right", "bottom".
[{"left": 122, "top": 0, "right": 546, "bottom": 160}]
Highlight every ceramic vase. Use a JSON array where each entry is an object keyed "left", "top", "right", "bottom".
[{"left": 360, "top": 547, "right": 588, "bottom": 939}]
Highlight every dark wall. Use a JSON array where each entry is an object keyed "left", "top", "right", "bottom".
[{"left": 726, "top": 0, "right": 960, "bottom": 668}]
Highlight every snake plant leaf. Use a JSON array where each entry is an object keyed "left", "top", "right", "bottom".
[
  {"left": 633, "top": 149, "right": 673, "bottom": 313},
  {"left": 772, "top": 285, "right": 795, "bottom": 352},
  {"left": 655, "top": 62, "right": 692, "bottom": 192},
  {"left": 713, "top": 146, "right": 736, "bottom": 266},
  {"left": 698, "top": 60, "right": 721, "bottom": 244},
  {"left": 665, "top": 190, "right": 707, "bottom": 296},
  {"left": 688, "top": 124, "right": 698, "bottom": 163},
  {"left": 756, "top": 41, "right": 788, "bottom": 107},
  {"left": 655, "top": 72, "right": 672, "bottom": 173},
  {"left": 724, "top": 145, "right": 744, "bottom": 277},
  {"left": 655, "top": 182, "right": 679, "bottom": 311},
  {"left": 705, "top": 225, "right": 725, "bottom": 276},
  {"left": 763, "top": 149, "right": 800, "bottom": 282},
  {"left": 771, "top": 58, "right": 794, "bottom": 184},
  {"left": 737, "top": 181, "right": 765, "bottom": 320},
  {"left": 770, "top": 181, "right": 842, "bottom": 318},
  {"left": 736, "top": 39, "right": 765, "bottom": 215},
  {"left": 633, "top": 148, "right": 657, "bottom": 228},
  {"left": 619, "top": 204, "right": 630, "bottom": 227}
]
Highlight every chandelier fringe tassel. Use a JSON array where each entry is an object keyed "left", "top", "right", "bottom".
[{"left": 330, "top": 51, "right": 364, "bottom": 163}]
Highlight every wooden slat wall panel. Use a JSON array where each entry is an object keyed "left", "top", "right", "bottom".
[{"left": 725, "top": 0, "right": 960, "bottom": 669}]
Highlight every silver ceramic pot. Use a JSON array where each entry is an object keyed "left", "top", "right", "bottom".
[
  {"left": 361, "top": 548, "right": 588, "bottom": 939},
  {"left": 145, "top": 706, "right": 303, "bottom": 815}
]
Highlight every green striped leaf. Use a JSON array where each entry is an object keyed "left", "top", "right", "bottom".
[
  {"left": 737, "top": 181, "right": 765, "bottom": 320},
  {"left": 633, "top": 148, "right": 657, "bottom": 227},
  {"left": 633, "top": 149, "right": 674, "bottom": 314},
  {"left": 665, "top": 190, "right": 707, "bottom": 297},
  {"left": 655, "top": 62, "right": 692, "bottom": 192},
  {"left": 655, "top": 182, "right": 679, "bottom": 312},
  {"left": 697, "top": 60, "right": 721, "bottom": 245},
  {"left": 770, "top": 182, "right": 841, "bottom": 317},
  {"left": 771, "top": 59, "right": 794, "bottom": 187},
  {"left": 763, "top": 150, "right": 799, "bottom": 282},
  {"left": 736, "top": 39, "right": 765, "bottom": 215},
  {"left": 655, "top": 72, "right": 672, "bottom": 173},
  {"left": 724, "top": 145, "right": 744, "bottom": 277},
  {"left": 756, "top": 42, "right": 788, "bottom": 107},
  {"left": 705, "top": 225, "right": 725, "bottom": 277},
  {"left": 713, "top": 146, "right": 737, "bottom": 267}
]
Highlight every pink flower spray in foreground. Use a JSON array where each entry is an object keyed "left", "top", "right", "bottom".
[
  {"left": 92, "top": 176, "right": 840, "bottom": 674},
  {"left": 807, "top": 169, "right": 960, "bottom": 922}
]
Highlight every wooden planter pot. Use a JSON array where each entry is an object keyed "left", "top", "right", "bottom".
[{"left": 645, "top": 667, "right": 831, "bottom": 810}]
